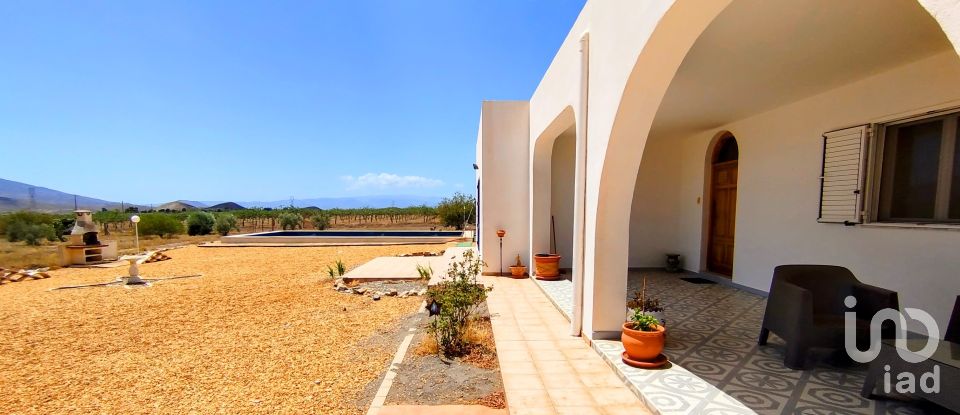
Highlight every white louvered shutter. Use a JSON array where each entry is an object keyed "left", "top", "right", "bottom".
[{"left": 818, "top": 125, "right": 869, "bottom": 224}]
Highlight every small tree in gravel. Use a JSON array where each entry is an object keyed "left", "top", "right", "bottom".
[{"left": 426, "top": 250, "right": 487, "bottom": 357}]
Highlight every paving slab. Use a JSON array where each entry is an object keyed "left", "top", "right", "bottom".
[
  {"left": 344, "top": 246, "right": 479, "bottom": 284},
  {"left": 483, "top": 275, "right": 654, "bottom": 415},
  {"left": 343, "top": 256, "right": 448, "bottom": 282}
]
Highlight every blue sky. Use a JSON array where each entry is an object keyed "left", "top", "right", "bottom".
[{"left": 0, "top": 1, "right": 584, "bottom": 204}]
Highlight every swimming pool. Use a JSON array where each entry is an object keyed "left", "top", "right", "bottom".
[{"left": 221, "top": 230, "right": 467, "bottom": 245}]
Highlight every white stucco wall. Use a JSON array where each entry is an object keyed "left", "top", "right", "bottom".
[
  {"left": 550, "top": 130, "right": 576, "bottom": 268},
  {"left": 628, "top": 51, "right": 960, "bottom": 328},
  {"left": 478, "top": 101, "right": 531, "bottom": 274},
  {"left": 628, "top": 135, "right": 682, "bottom": 268}
]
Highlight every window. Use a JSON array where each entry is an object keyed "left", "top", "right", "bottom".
[{"left": 876, "top": 111, "right": 960, "bottom": 223}]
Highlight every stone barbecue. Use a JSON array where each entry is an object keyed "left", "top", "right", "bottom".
[{"left": 58, "top": 210, "right": 118, "bottom": 266}]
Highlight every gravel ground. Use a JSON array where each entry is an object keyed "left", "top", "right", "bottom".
[
  {"left": 353, "top": 280, "right": 426, "bottom": 296},
  {"left": 383, "top": 303, "right": 504, "bottom": 408},
  {"left": 0, "top": 244, "right": 451, "bottom": 414}
]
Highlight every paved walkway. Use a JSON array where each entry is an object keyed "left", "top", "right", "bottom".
[
  {"left": 484, "top": 275, "right": 653, "bottom": 415},
  {"left": 344, "top": 246, "right": 476, "bottom": 284}
]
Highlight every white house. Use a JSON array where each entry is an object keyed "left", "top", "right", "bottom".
[{"left": 476, "top": 0, "right": 960, "bottom": 340}]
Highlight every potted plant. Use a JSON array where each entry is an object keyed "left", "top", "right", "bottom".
[
  {"left": 508, "top": 255, "right": 527, "bottom": 278},
  {"left": 621, "top": 311, "right": 666, "bottom": 367},
  {"left": 621, "top": 276, "right": 667, "bottom": 368},
  {"left": 533, "top": 253, "right": 561, "bottom": 280}
]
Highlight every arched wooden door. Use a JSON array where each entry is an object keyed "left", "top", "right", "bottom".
[{"left": 707, "top": 134, "right": 738, "bottom": 276}]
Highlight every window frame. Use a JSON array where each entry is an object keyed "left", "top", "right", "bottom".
[{"left": 865, "top": 108, "right": 960, "bottom": 225}]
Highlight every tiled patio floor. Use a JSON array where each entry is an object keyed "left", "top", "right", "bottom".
[
  {"left": 535, "top": 270, "right": 943, "bottom": 414},
  {"left": 533, "top": 276, "right": 754, "bottom": 414},
  {"left": 483, "top": 275, "right": 654, "bottom": 415}
]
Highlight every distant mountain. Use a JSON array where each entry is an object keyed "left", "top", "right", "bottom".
[
  {"left": 179, "top": 200, "right": 209, "bottom": 208},
  {"left": 222, "top": 195, "right": 444, "bottom": 209},
  {"left": 0, "top": 178, "right": 125, "bottom": 212},
  {"left": 1, "top": 177, "right": 447, "bottom": 213},
  {"left": 155, "top": 201, "right": 200, "bottom": 211},
  {"left": 207, "top": 202, "right": 245, "bottom": 211}
]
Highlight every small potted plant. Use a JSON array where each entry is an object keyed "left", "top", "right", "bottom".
[
  {"left": 621, "top": 276, "right": 667, "bottom": 368},
  {"left": 621, "top": 310, "right": 666, "bottom": 367},
  {"left": 509, "top": 255, "right": 527, "bottom": 278}
]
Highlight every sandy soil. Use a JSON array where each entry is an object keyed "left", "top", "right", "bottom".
[{"left": 0, "top": 244, "right": 451, "bottom": 414}]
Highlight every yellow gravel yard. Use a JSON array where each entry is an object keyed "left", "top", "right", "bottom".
[{"left": 0, "top": 244, "right": 444, "bottom": 414}]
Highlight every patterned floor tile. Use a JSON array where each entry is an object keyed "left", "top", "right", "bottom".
[{"left": 534, "top": 270, "right": 940, "bottom": 414}]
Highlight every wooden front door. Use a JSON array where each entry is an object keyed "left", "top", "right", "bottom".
[{"left": 707, "top": 160, "right": 737, "bottom": 276}]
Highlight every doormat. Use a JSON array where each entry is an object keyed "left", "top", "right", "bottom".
[{"left": 680, "top": 277, "right": 717, "bottom": 284}]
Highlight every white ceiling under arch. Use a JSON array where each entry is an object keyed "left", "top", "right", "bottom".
[{"left": 650, "top": 0, "right": 954, "bottom": 138}]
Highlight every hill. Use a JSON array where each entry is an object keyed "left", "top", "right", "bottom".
[
  {"left": 0, "top": 178, "right": 124, "bottom": 212},
  {"left": 1, "top": 177, "right": 446, "bottom": 213},
  {"left": 207, "top": 202, "right": 245, "bottom": 211},
  {"left": 227, "top": 195, "right": 443, "bottom": 209},
  {"left": 155, "top": 201, "right": 200, "bottom": 211}
]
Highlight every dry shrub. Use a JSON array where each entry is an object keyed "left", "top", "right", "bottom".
[
  {"left": 413, "top": 334, "right": 439, "bottom": 356},
  {"left": 460, "top": 317, "right": 498, "bottom": 369},
  {"left": 426, "top": 250, "right": 487, "bottom": 356},
  {"left": 414, "top": 316, "right": 497, "bottom": 370}
]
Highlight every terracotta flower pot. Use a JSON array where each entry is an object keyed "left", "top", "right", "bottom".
[
  {"left": 621, "top": 322, "right": 665, "bottom": 362},
  {"left": 533, "top": 254, "right": 561, "bottom": 280},
  {"left": 509, "top": 266, "right": 527, "bottom": 278}
]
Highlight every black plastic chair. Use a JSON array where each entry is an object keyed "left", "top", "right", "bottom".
[{"left": 758, "top": 265, "right": 899, "bottom": 369}]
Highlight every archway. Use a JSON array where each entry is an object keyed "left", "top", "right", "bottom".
[
  {"left": 591, "top": 0, "right": 960, "bottom": 336},
  {"left": 530, "top": 107, "right": 576, "bottom": 268}
]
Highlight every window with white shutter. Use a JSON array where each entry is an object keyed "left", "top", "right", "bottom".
[{"left": 818, "top": 125, "right": 868, "bottom": 224}]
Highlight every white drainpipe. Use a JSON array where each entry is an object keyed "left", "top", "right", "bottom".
[{"left": 571, "top": 33, "right": 589, "bottom": 337}]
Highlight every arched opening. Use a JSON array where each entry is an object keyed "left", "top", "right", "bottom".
[
  {"left": 550, "top": 128, "right": 576, "bottom": 269},
  {"left": 603, "top": 0, "right": 960, "bottom": 340},
  {"left": 605, "top": 1, "right": 960, "bottom": 410},
  {"left": 705, "top": 133, "right": 738, "bottom": 276},
  {"left": 530, "top": 107, "right": 576, "bottom": 275}
]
